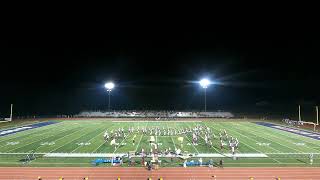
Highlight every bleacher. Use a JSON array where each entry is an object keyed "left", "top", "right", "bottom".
[{"left": 75, "top": 110, "right": 234, "bottom": 118}]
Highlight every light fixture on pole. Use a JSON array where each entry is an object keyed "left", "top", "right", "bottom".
[
  {"left": 199, "top": 79, "right": 210, "bottom": 112},
  {"left": 104, "top": 82, "right": 115, "bottom": 111}
]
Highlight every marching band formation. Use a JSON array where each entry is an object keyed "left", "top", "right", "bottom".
[{"left": 102, "top": 124, "right": 240, "bottom": 155}]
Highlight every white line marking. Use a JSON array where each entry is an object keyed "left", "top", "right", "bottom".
[
  {"left": 0, "top": 123, "right": 63, "bottom": 144},
  {"left": 135, "top": 134, "right": 144, "bottom": 152},
  {"left": 90, "top": 125, "right": 115, "bottom": 153},
  {"left": 91, "top": 141, "right": 105, "bottom": 153},
  {"left": 70, "top": 127, "right": 105, "bottom": 153},
  {"left": 47, "top": 126, "right": 93, "bottom": 153},
  {"left": 214, "top": 123, "right": 285, "bottom": 163},
  {"left": 253, "top": 123, "right": 320, "bottom": 153},
  {"left": 40, "top": 127, "right": 85, "bottom": 151},
  {"left": 113, "top": 133, "right": 131, "bottom": 153},
  {"left": 242, "top": 123, "right": 312, "bottom": 153},
  {"left": 5, "top": 125, "right": 73, "bottom": 153},
  {"left": 166, "top": 122, "right": 177, "bottom": 150},
  {"left": 231, "top": 123, "right": 282, "bottom": 153}
]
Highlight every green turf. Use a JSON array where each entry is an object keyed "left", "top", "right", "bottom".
[{"left": 1, "top": 119, "right": 320, "bottom": 167}]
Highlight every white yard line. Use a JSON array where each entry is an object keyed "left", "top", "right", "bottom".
[
  {"left": 166, "top": 121, "right": 177, "bottom": 150},
  {"left": 0, "top": 123, "right": 63, "bottom": 144},
  {"left": 241, "top": 123, "right": 314, "bottom": 153},
  {"left": 91, "top": 141, "right": 105, "bottom": 153},
  {"left": 99, "top": 117, "right": 135, "bottom": 154},
  {"left": 179, "top": 122, "right": 200, "bottom": 154},
  {"left": 183, "top": 132, "right": 199, "bottom": 154},
  {"left": 206, "top": 122, "right": 243, "bottom": 154},
  {"left": 214, "top": 123, "right": 269, "bottom": 153},
  {"left": 252, "top": 123, "right": 320, "bottom": 153},
  {"left": 135, "top": 134, "right": 144, "bottom": 152},
  {"left": 231, "top": 123, "right": 282, "bottom": 153},
  {"left": 70, "top": 127, "right": 106, "bottom": 153},
  {"left": 47, "top": 126, "right": 95, "bottom": 153},
  {"left": 5, "top": 125, "right": 73, "bottom": 153},
  {"left": 189, "top": 121, "right": 220, "bottom": 153},
  {"left": 134, "top": 120, "right": 144, "bottom": 152},
  {"left": 0, "top": 129, "right": 53, "bottom": 149},
  {"left": 90, "top": 125, "right": 115, "bottom": 153},
  {"left": 113, "top": 133, "right": 131, "bottom": 153},
  {"left": 215, "top": 123, "right": 282, "bottom": 163},
  {"left": 273, "top": 158, "right": 281, "bottom": 163},
  {"left": 223, "top": 128, "right": 264, "bottom": 153}
]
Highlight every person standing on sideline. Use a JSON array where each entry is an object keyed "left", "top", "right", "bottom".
[
  {"left": 309, "top": 153, "right": 314, "bottom": 165},
  {"left": 219, "top": 159, "right": 223, "bottom": 168}
]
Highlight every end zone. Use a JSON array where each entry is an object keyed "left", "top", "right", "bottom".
[
  {"left": 0, "top": 121, "right": 58, "bottom": 137},
  {"left": 255, "top": 122, "right": 320, "bottom": 140}
]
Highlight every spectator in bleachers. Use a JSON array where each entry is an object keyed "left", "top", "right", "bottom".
[{"left": 76, "top": 110, "right": 234, "bottom": 118}]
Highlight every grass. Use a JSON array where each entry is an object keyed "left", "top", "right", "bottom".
[{"left": 1, "top": 119, "right": 320, "bottom": 167}]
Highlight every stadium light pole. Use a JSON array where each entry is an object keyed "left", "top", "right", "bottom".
[
  {"left": 104, "top": 82, "right": 115, "bottom": 111},
  {"left": 199, "top": 79, "right": 210, "bottom": 112}
]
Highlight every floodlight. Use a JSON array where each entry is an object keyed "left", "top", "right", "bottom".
[
  {"left": 104, "top": 82, "right": 115, "bottom": 111},
  {"left": 199, "top": 79, "right": 210, "bottom": 88},
  {"left": 104, "top": 82, "right": 115, "bottom": 90},
  {"left": 199, "top": 78, "right": 212, "bottom": 112}
]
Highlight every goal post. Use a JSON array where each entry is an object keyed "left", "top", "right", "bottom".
[
  {"left": 300, "top": 121, "right": 317, "bottom": 131},
  {"left": 316, "top": 106, "right": 319, "bottom": 125},
  {"left": 10, "top": 104, "right": 13, "bottom": 121},
  {"left": 294, "top": 105, "right": 319, "bottom": 131},
  {"left": 299, "top": 105, "right": 301, "bottom": 122},
  {"left": 4, "top": 104, "right": 13, "bottom": 122}
]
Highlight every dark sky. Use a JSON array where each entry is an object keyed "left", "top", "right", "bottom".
[{"left": 1, "top": 30, "right": 319, "bottom": 116}]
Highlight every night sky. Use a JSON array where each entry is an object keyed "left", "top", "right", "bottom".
[{"left": 1, "top": 30, "right": 319, "bottom": 117}]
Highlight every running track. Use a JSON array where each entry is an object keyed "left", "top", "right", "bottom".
[{"left": 0, "top": 167, "right": 320, "bottom": 179}]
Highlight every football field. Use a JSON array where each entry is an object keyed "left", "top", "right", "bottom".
[{"left": 1, "top": 120, "right": 320, "bottom": 167}]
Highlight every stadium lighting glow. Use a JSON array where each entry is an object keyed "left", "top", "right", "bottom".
[
  {"left": 199, "top": 79, "right": 210, "bottom": 88},
  {"left": 199, "top": 78, "right": 212, "bottom": 112},
  {"left": 104, "top": 82, "right": 115, "bottom": 111},
  {"left": 104, "top": 82, "right": 115, "bottom": 91}
]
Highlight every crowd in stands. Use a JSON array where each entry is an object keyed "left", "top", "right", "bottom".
[{"left": 76, "top": 110, "right": 234, "bottom": 118}]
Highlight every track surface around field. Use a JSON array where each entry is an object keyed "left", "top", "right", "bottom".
[{"left": 0, "top": 167, "right": 320, "bottom": 180}]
